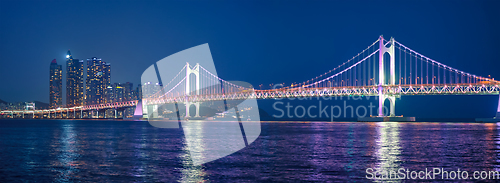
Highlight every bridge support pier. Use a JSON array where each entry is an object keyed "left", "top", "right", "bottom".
[
  {"left": 97, "top": 109, "right": 106, "bottom": 118},
  {"left": 185, "top": 102, "right": 200, "bottom": 118},
  {"left": 118, "top": 108, "right": 126, "bottom": 118},
  {"left": 150, "top": 105, "right": 159, "bottom": 118},
  {"left": 378, "top": 95, "right": 396, "bottom": 117},
  {"left": 111, "top": 108, "right": 122, "bottom": 119}
]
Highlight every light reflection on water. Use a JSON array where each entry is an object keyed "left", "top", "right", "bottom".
[
  {"left": 496, "top": 123, "right": 500, "bottom": 172},
  {"left": 1, "top": 120, "right": 500, "bottom": 182},
  {"left": 373, "top": 122, "right": 401, "bottom": 182},
  {"left": 54, "top": 123, "right": 80, "bottom": 182},
  {"left": 178, "top": 122, "right": 207, "bottom": 183}
]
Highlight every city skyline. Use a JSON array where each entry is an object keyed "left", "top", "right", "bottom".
[
  {"left": 0, "top": 50, "right": 145, "bottom": 110},
  {"left": 60, "top": 51, "right": 141, "bottom": 108}
]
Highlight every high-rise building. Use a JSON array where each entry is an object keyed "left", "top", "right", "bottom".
[
  {"left": 104, "top": 82, "right": 136, "bottom": 103},
  {"left": 66, "top": 50, "right": 84, "bottom": 107},
  {"left": 135, "top": 84, "right": 142, "bottom": 100},
  {"left": 142, "top": 82, "right": 161, "bottom": 98},
  {"left": 49, "top": 59, "right": 62, "bottom": 108},
  {"left": 103, "top": 62, "right": 111, "bottom": 91},
  {"left": 122, "top": 82, "right": 134, "bottom": 101},
  {"left": 102, "top": 82, "right": 138, "bottom": 118},
  {"left": 105, "top": 83, "right": 123, "bottom": 103},
  {"left": 105, "top": 85, "right": 115, "bottom": 103},
  {"left": 86, "top": 57, "right": 111, "bottom": 105}
]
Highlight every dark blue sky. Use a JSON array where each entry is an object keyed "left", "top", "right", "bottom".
[{"left": 1, "top": 0, "right": 499, "bottom": 117}]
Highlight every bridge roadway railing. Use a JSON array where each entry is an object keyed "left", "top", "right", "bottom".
[
  {"left": 143, "top": 83, "right": 500, "bottom": 105},
  {"left": 385, "top": 83, "right": 500, "bottom": 95},
  {"left": 0, "top": 100, "right": 138, "bottom": 118}
]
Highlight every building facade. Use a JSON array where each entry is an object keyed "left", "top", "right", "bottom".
[
  {"left": 135, "top": 84, "right": 142, "bottom": 100},
  {"left": 104, "top": 82, "right": 136, "bottom": 103},
  {"left": 86, "top": 57, "right": 111, "bottom": 105},
  {"left": 49, "top": 59, "right": 62, "bottom": 108},
  {"left": 122, "top": 82, "right": 134, "bottom": 101},
  {"left": 66, "top": 50, "right": 84, "bottom": 107},
  {"left": 103, "top": 62, "right": 111, "bottom": 93},
  {"left": 142, "top": 82, "right": 161, "bottom": 100},
  {"left": 105, "top": 83, "right": 123, "bottom": 103}
]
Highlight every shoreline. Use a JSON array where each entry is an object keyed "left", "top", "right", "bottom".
[{"left": 0, "top": 118, "right": 497, "bottom": 123}]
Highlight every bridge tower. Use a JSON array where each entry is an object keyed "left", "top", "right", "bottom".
[
  {"left": 185, "top": 62, "right": 201, "bottom": 118},
  {"left": 378, "top": 36, "right": 397, "bottom": 117}
]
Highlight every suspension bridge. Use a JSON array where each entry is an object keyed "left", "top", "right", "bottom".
[
  {"left": 141, "top": 36, "right": 500, "bottom": 121},
  {"left": 2, "top": 36, "right": 499, "bottom": 121}
]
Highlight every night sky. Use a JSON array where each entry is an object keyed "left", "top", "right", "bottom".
[{"left": 1, "top": 0, "right": 499, "bottom": 118}]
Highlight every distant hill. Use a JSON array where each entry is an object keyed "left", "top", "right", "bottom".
[{"left": 0, "top": 99, "right": 50, "bottom": 110}]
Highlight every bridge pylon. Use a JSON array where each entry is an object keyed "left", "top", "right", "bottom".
[
  {"left": 185, "top": 62, "right": 201, "bottom": 118},
  {"left": 185, "top": 102, "right": 201, "bottom": 118},
  {"left": 378, "top": 36, "right": 397, "bottom": 117}
]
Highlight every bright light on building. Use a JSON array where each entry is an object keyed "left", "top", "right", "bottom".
[{"left": 66, "top": 55, "right": 69, "bottom": 58}]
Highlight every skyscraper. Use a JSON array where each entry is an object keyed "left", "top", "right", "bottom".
[
  {"left": 105, "top": 83, "right": 124, "bottom": 103},
  {"left": 104, "top": 82, "right": 135, "bottom": 103},
  {"left": 86, "top": 57, "right": 111, "bottom": 105},
  {"left": 49, "top": 59, "right": 62, "bottom": 108},
  {"left": 66, "top": 50, "right": 84, "bottom": 107},
  {"left": 105, "top": 85, "right": 115, "bottom": 103},
  {"left": 122, "top": 82, "right": 134, "bottom": 101},
  {"left": 135, "top": 84, "right": 142, "bottom": 100},
  {"left": 103, "top": 62, "right": 111, "bottom": 93},
  {"left": 142, "top": 82, "right": 161, "bottom": 99}
]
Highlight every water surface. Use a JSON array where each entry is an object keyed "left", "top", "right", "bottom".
[{"left": 1, "top": 119, "right": 499, "bottom": 182}]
